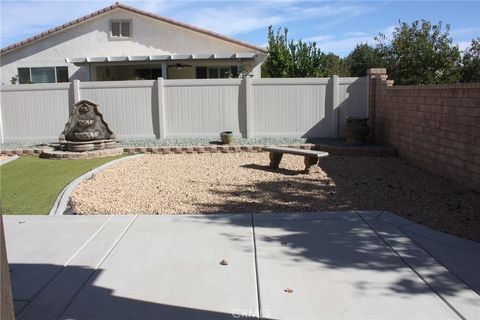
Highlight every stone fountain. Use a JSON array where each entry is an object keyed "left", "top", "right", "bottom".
[{"left": 59, "top": 99, "right": 117, "bottom": 152}]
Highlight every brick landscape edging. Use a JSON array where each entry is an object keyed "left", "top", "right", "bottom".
[
  {"left": 122, "top": 144, "right": 397, "bottom": 156},
  {"left": 40, "top": 147, "right": 124, "bottom": 159},
  {"left": 0, "top": 144, "right": 397, "bottom": 157}
]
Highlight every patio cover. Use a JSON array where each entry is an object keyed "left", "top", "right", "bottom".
[{"left": 66, "top": 53, "right": 257, "bottom": 64}]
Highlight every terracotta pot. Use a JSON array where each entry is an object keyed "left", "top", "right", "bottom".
[
  {"left": 344, "top": 117, "right": 370, "bottom": 144},
  {"left": 220, "top": 131, "right": 234, "bottom": 144}
]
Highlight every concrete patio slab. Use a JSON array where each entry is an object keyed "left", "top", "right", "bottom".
[
  {"left": 3, "top": 212, "right": 479, "bottom": 320},
  {"left": 17, "top": 215, "right": 136, "bottom": 320},
  {"left": 59, "top": 214, "right": 258, "bottom": 320},
  {"left": 4, "top": 215, "right": 111, "bottom": 311},
  {"left": 402, "top": 222, "right": 480, "bottom": 294},
  {"left": 253, "top": 212, "right": 475, "bottom": 320},
  {"left": 359, "top": 212, "right": 479, "bottom": 320}
]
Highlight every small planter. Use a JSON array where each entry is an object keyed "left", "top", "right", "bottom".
[
  {"left": 220, "top": 131, "right": 234, "bottom": 144},
  {"left": 344, "top": 117, "right": 370, "bottom": 144}
]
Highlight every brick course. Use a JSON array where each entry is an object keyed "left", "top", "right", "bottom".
[{"left": 368, "top": 68, "right": 480, "bottom": 191}]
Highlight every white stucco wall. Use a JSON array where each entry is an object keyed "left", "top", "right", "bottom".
[{"left": 0, "top": 8, "right": 266, "bottom": 84}]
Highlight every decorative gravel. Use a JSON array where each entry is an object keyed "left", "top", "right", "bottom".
[
  {"left": 118, "top": 137, "right": 341, "bottom": 147},
  {"left": 0, "top": 142, "right": 46, "bottom": 149},
  {"left": 0, "top": 137, "right": 387, "bottom": 150},
  {"left": 71, "top": 153, "right": 480, "bottom": 242}
]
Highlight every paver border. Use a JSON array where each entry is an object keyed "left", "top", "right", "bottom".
[
  {"left": 49, "top": 154, "right": 145, "bottom": 216},
  {"left": 1, "top": 143, "right": 398, "bottom": 157}
]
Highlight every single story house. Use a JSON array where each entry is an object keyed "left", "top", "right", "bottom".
[{"left": 0, "top": 2, "right": 268, "bottom": 85}]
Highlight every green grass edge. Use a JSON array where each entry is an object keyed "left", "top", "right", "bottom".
[{"left": 0, "top": 155, "right": 126, "bottom": 215}]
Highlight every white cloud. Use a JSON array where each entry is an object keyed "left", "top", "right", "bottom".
[
  {"left": 345, "top": 31, "right": 367, "bottom": 37},
  {"left": 184, "top": 6, "right": 285, "bottom": 36},
  {"left": 450, "top": 26, "right": 480, "bottom": 36},
  {"left": 158, "top": 2, "right": 371, "bottom": 36},
  {"left": 308, "top": 35, "right": 374, "bottom": 56},
  {"left": 458, "top": 41, "right": 472, "bottom": 52}
]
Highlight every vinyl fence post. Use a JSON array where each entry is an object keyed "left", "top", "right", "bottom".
[
  {"left": 332, "top": 75, "right": 339, "bottom": 138},
  {"left": 245, "top": 77, "right": 253, "bottom": 138},
  {"left": 73, "top": 80, "right": 81, "bottom": 103},
  {"left": 157, "top": 77, "right": 166, "bottom": 139}
]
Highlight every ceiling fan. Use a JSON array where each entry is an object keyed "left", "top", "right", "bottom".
[{"left": 168, "top": 63, "right": 192, "bottom": 70}]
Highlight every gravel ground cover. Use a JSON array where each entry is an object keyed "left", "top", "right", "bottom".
[
  {"left": 0, "top": 137, "right": 383, "bottom": 150},
  {"left": 71, "top": 153, "right": 480, "bottom": 241},
  {"left": 0, "top": 142, "right": 44, "bottom": 149}
]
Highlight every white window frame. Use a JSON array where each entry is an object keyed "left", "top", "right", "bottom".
[
  {"left": 207, "top": 67, "right": 232, "bottom": 79},
  {"left": 109, "top": 19, "right": 132, "bottom": 40},
  {"left": 18, "top": 66, "right": 69, "bottom": 84}
]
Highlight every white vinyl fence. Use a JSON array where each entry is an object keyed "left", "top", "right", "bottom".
[{"left": 0, "top": 76, "right": 368, "bottom": 143}]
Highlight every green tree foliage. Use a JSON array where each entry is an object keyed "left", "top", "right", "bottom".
[
  {"left": 263, "top": 26, "right": 349, "bottom": 77},
  {"left": 345, "top": 43, "right": 384, "bottom": 76},
  {"left": 460, "top": 38, "right": 480, "bottom": 83},
  {"left": 322, "top": 53, "right": 351, "bottom": 76},
  {"left": 375, "top": 20, "right": 461, "bottom": 85}
]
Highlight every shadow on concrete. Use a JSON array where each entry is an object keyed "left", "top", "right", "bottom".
[
  {"left": 11, "top": 264, "right": 244, "bottom": 320},
  {"left": 192, "top": 214, "right": 476, "bottom": 301}
]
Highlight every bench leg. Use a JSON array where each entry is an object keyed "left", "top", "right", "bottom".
[
  {"left": 304, "top": 156, "right": 320, "bottom": 173},
  {"left": 269, "top": 152, "right": 283, "bottom": 169}
]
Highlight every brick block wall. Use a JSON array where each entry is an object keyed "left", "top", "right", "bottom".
[{"left": 368, "top": 69, "right": 480, "bottom": 192}]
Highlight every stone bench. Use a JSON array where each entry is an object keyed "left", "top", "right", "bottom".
[{"left": 263, "top": 146, "right": 329, "bottom": 173}]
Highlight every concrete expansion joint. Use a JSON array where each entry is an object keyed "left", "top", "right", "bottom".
[
  {"left": 63, "top": 215, "right": 115, "bottom": 267},
  {"left": 357, "top": 213, "right": 465, "bottom": 319}
]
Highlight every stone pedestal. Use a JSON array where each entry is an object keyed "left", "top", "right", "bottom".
[
  {"left": 304, "top": 156, "right": 320, "bottom": 173},
  {"left": 269, "top": 152, "right": 283, "bottom": 169}
]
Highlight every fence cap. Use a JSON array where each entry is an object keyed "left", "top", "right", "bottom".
[{"left": 367, "top": 68, "right": 387, "bottom": 75}]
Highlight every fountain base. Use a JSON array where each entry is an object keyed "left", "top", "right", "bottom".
[
  {"left": 59, "top": 139, "right": 117, "bottom": 152},
  {"left": 40, "top": 146, "right": 124, "bottom": 160}
]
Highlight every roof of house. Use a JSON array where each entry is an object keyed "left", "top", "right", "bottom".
[{"left": 0, "top": 2, "right": 268, "bottom": 55}]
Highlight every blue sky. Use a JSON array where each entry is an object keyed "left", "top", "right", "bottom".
[{"left": 1, "top": 0, "right": 479, "bottom": 56}]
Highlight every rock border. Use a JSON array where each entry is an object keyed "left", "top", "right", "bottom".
[{"left": 49, "top": 154, "right": 145, "bottom": 216}]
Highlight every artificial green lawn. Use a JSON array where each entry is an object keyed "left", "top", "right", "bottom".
[{"left": 0, "top": 155, "right": 124, "bottom": 215}]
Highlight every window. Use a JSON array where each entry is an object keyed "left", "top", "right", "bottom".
[
  {"left": 196, "top": 67, "right": 207, "bottom": 79},
  {"left": 196, "top": 66, "right": 238, "bottom": 79},
  {"left": 56, "top": 67, "right": 69, "bottom": 82},
  {"left": 134, "top": 68, "right": 162, "bottom": 80},
  {"left": 18, "top": 68, "right": 30, "bottom": 84},
  {"left": 110, "top": 20, "right": 132, "bottom": 39},
  {"left": 17, "top": 67, "right": 69, "bottom": 84}
]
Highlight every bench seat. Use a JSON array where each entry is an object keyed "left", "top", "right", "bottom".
[{"left": 263, "top": 146, "right": 329, "bottom": 173}]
